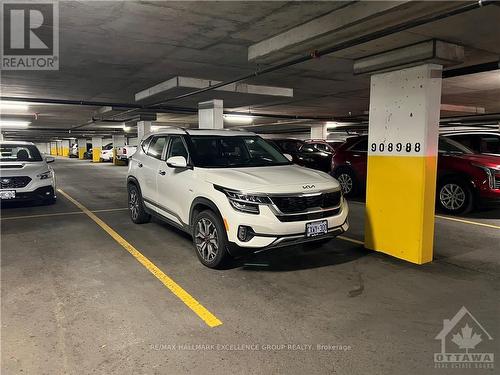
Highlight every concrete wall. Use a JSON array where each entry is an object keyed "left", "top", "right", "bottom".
[{"left": 35, "top": 142, "right": 48, "bottom": 154}]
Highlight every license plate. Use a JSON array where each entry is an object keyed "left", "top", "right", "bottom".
[
  {"left": 0, "top": 190, "right": 16, "bottom": 199},
  {"left": 306, "top": 220, "right": 328, "bottom": 238}
]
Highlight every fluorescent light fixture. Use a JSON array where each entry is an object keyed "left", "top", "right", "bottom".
[
  {"left": 325, "top": 121, "right": 341, "bottom": 127},
  {"left": 224, "top": 114, "right": 253, "bottom": 124},
  {"left": 0, "top": 120, "right": 31, "bottom": 128},
  {"left": 123, "top": 125, "right": 131, "bottom": 132},
  {"left": 0, "top": 102, "right": 29, "bottom": 111}
]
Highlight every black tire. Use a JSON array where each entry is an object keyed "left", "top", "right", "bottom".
[
  {"left": 192, "top": 210, "right": 230, "bottom": 269},
  {"left": 437, "top": 178, "right": 474, "bottom": 215},
  {"left": 333, "top": 168, "right": 358, "bottom": 197},
  {"left": 128, "top": 183, "right": 151, "bottom": 224}
]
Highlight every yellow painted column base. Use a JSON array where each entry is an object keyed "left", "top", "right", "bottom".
[
  {"left": 50, "top": 148, "right": 57, "bottom": 156},
  {"left": 365, "top": 155, "right": 437, "bottom": 264},
  {"left": 92, "top": 148, "right": 102, "bottom": 163},
  {"left": 62, "top": 147, "right": 69, "bottom": 157},
  {"left": 78, "top": 148, "right": 85, "bottom": 159}
]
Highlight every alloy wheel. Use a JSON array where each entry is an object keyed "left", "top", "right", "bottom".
[
  {"left": 338, "top": 173, "right": 353, "bottom": 195},
  {"left": 194, "top": 218, "right": 219, "bottom": 262},
  {"left": 439, "top": 183, "right": 466, "bottom": 211},
  {"left": 129, "top": 188, "right": 139, "bottom": 220}
]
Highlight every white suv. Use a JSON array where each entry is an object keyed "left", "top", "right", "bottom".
[
  {"left": 0, "top": 141, "right": 56, "bottom": 204},
  {"left": 127, "top": 129, "right": 349, "bottom": 268}
]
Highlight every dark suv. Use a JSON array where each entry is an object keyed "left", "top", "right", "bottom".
[
  {"left": 271, "top": 138, "right": 334, "bottom": 172},
  {"left": 331, "top": 135, "right": 500, "bottom": 214}
]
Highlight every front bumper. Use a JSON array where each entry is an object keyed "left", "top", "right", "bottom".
[
  {"left": 219, "top": 195, "right": 349, "bottom": 256},
  {"left": 0, "top": 186, "right": 55, "bottom": 202}
]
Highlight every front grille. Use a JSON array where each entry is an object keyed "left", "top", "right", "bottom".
[
  {"left": 276, "top": 208, "right": 340, "bottom": 222},
  {"left": 0, "top": 176, "right": 31, "bottom": 189},
  {"left": 495, "top": 176, "right": 500, "bottom": 190},
  {"left": 271, "top": 190, "right": 341, "bottom": 214}
]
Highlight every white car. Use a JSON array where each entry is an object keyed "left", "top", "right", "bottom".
[
  {"left": 127, "top": 129, "right": 349, "bottom": 268},
  {"left": 100, "top": 143, "right": 114, "bottom": 162},
  {"left": 116, "top": 145, "right": 137, "bottom": 164},
  {"left": 0, "top": 141, "right": 56, "bottom": 204}
]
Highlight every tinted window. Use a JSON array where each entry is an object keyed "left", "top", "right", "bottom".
[
  {"left": 0, "top": 144, "right": 43, "bottom": 162},
  {"left": 189, "top": 136, "right": 290, "bottom": 168},
  {"left": 167, "top": 136, "right": 188, "bottom": 159},
  {"left": 438, "top": 137, "right": 472, "bottom": 154},
  {"left": 313, "top": 143, "right": 328, "bottom": 152},
  {"left": 350, "top": 138, "right": 368, "bottom": 152},
  {"left": 300, "top": 145, "right": 316, "bottom": 153},
  {"left": 478, "top": 134, "right": 500, "bottom": 154},
  {"left": 275, "top": 140, "right": 303, "bottom": 153},
  {"left": 141, "top": 137, "right": 152, "bottom": 152},
  {"left": 146, "top": 136, "right": 167, "bottom": 159}
]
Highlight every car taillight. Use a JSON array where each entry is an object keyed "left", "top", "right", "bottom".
[{"left": 123, "top": 148, "right": 127, "bottom": 154}]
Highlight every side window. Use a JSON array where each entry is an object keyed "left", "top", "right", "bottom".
[
  {"left": 449, "top": 135, "right": 479, "bottom": 153},
  {"left": 141, "top": 136, "right": 152, "bottom": 153},
  {"left": 300, "top": 145, "right": 315, "bottom": 153},
  {"left": 350, "top": 138, "right": 368, "bottom": 152},
  {"left": 478, "top": 134, "right": 500, "bottom": 154},
  {"left": 167, "top": 136, "right": 189, "bottom": 159},
  {"left": 146, "top": 136, "right": 168, "bottom": 160}
]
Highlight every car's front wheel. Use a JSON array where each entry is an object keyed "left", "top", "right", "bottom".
[
  {"left": 192, "top": 210, "right": 230, "bottom": 268},
  {"left": 128, "top": 184, "right": 151, "bottom": 224},
  {"left": 334, "top": 169, "right": 358, "bottom": 197},
  {"left": 437, "top": 178, "right": 474, "bottom": 214}
]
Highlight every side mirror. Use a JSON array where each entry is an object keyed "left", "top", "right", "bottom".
[
  {"left": 46, "top": 156, "right": 55, "bottom": 163},
  {"left": 166, "top": 156, "right": 188, "bottom": 169},
  {"left": 283, "top": 153, "right": 293, "bottom": 162}
]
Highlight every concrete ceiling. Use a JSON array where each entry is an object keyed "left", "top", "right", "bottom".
[{"left": 1, "top": 1, "right": 499, "bottom": 141}]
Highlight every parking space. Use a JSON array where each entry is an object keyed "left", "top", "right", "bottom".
[
  {"left": 1, "top": 157, "right": 498, "bottom": 374},
  {"left": 2, "top": 2, "right": 500, "bottom": 374}
]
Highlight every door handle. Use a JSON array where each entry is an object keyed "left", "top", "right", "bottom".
[
  {"left": 138, "top": 162, "right": 143, "bottom": 168},
  {"left": 158, "top": 170, "right": 166, "bottom": 176}
]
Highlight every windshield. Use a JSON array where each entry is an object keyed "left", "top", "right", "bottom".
[
  {"left": 438, "top": 137, "right": 473, "bottom": 154},
  {"left": 188, "top": 135, "right": 291, "bottom": 168},
  {"left": 0, "top": 143, "right": 43, "bottom": 162}
]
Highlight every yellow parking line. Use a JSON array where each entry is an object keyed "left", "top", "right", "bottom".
[
  {"left": 435, "top": 215, "right": 500, "bottom": 230},
  {"left": 0, "top": 208, "right": 128, "bottom": 221},
  {"left": 338, "top": 235, "right": 364, "bottom": 245},
  {"left": 57, "top": 189, "right": 222, "bottom": 328}
]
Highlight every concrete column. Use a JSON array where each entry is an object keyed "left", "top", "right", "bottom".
[
  {"left": 56, "top": 140, "right": 63, "bottom": 156},
  {"left": 92, "top": 137, "right": 103, "bottom": 163},
  {"left": 365, "top": 64, "right": 442, "bottom": 265},
  {"left": 61, "top": 139, "right": 70, "bottom": 157},
  {"left": 137, "top": 121, "right": 151, "bottom": 142},
  {"left": 77, "top": 138, "right": 87, "bottom": 159},
  {"left": 46, "top": 142, "right": 51, "bottom": 154},
  {"left": 0, "top": 133, "right": 4, "bottom": 141},
  {"left": 112, "top": 134, "right": 126, "bottom": 165},
  {"left": 198, "top": 99, "right": 223, "bottom": 129},
  {"left": 310, "top": 123, "right": 327, "bottom": 139},
  {"left": 50, "top": 142, "right": 57, "bottom": 156}
]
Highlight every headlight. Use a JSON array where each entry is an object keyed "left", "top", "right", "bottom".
[
  {"left": 37, "top": 170, "right": 52, "bottom": 180},
  {"left": 214, "top": 185, "right": 271, "bottom": 214},
  {"left": 472, "top": 164, "right": 499, "bottom": 189}
]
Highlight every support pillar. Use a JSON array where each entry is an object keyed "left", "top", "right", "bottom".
[
  {"left": 50, "top": 142, "right": 57, "bottom": 156},
  {"left": 112, "top": 134, "right": 126, "bottom": 165},
  {"left": 137, "top": 121, "right": 151, "bottom": 141},
  {"left": 77, "top": 138, "right": 86, "bottom": 159},
  {"left": 92, "top": 137, "right": 102, "bottom": 163},
  {"left": 198, "top": 99, "right": 223, "bottom": 129},
  {"left": 61, "top": 139, "right": 70, "bottom": 157},
  {"left": 56, "top": 140, "right": 63, "bottom": 156},
  {"left": 365, "top": 64, "right": 442, "bottom": 264},
  {"left": 310, "top": 123, "right": 327, "bottom": 139}
]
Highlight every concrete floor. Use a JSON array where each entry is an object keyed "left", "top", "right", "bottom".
[{"left": 1, "top": 157, "right": 499, "bottom": 375}]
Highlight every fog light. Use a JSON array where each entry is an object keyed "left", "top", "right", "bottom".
[{"left": 238, "top": 225, "right": 254, "bottom": 242}]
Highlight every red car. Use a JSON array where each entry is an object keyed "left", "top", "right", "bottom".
[{"left": 331, "top": 135, "right": 500, "bottom": 214}]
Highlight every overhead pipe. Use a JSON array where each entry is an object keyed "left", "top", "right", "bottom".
[{"left": 146, "top": 0, "right": 496, "bottom": 107}]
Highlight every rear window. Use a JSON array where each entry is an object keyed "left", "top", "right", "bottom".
[{"left": 0, "top": 144, "right": 43, "bottom": 162}]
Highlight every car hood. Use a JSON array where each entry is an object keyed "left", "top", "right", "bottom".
[
  {"left": 202, "top": 164, "right": 339, "bottom": 194},
  {"left": 450, "top": 153, "right": 500, "bottom": 169},
  {"left": 0, "top": 161, "right": 48, "bottom": 177}
]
